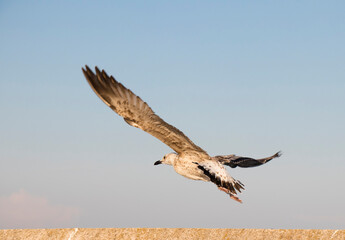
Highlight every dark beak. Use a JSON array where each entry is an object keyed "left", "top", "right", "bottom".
[{"left": 154, "top": 160, "right": 162, "bottom": 165}]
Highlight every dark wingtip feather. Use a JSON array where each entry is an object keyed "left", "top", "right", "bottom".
[
  {"left": 256, "top": 151, "right": 282, "bottom": 164},
  {"left": 81, "top": 65, "right": 87, "bottom": 74},
  {"left": 82, "top": 65, "right": 95, "bottom": 81},
  {"left": 102, "top": 69, "right": 109, "bottom": 79},
  {"left": 95, "top": 66, "right": 102, "bottom": 76},
  {"left": 82, "top": 66, "right": 92, "bottom": 83},
  {"left": 275, "top": 151, "right": 282, "bottom": 158},
  {"left": 83, "top": 65, "right": 93, "bottom": 75}
]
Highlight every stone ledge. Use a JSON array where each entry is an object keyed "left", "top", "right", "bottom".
[{"left": 0, "top": 228, "right": 344, "bottom": 240}]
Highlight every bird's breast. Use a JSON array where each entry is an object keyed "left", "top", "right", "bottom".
[{"left": 173, "top": 155, "right": 209, "bottom": 181}]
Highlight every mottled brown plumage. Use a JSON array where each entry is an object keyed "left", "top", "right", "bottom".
[
  {"left": 82, "top": 65, "right": 207, "bottom": 156},
  {"left": 82, "top": 65, "right": 281, "bottom": 203}
]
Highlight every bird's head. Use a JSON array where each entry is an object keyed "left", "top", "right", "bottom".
[{"left": 154, "top": 153, "right": 177, "bottom": 166}]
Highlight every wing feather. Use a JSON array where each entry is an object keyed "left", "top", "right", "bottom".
[
  {"left": 214, "top": 151, "right": 281, "bottom": 168},
  {"left": 82, "top": 65, "right": 208, "bottom": 156}
]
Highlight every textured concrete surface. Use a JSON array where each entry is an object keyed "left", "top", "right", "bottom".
[{"left": 0, "top": 228, "right": 344, "bottom": 240}]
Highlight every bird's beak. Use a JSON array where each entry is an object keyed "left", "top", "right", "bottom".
[{"left": 154, "top": 160, "right": 162, "bottom": 165}]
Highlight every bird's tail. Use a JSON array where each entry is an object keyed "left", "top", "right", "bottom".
[
  {"left": 218, "top": 179, "right": 245, "bottom": 203},
  {"left": 196, "top": 162, "right": 245, "bottom": 195},
  {"left": 230, "top": 179, "right": 245, "bottom": 194}
]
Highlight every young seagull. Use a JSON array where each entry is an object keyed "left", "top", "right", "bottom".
[{"left": 82, "top": 66, "right": 281, "bottom": 203}]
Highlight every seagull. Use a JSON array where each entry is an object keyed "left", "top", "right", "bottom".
[{"left": 82, "top": 66, "right": 281, "bottom": 203}]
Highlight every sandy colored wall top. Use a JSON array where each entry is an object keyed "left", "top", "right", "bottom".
[{"left": 0, "top": 228, "right": 344, "bottom": 240}]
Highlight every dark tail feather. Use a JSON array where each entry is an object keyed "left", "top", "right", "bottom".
[
  {"left": 232, "top": 179, "right": 245, "bottom": 193},
  {"left": 222, "top": 179, "right": 245, "bottom": 195}
]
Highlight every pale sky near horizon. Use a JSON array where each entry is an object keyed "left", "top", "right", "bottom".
[{"left": 1, "top": 1, "right": 345, "bottom": 229}]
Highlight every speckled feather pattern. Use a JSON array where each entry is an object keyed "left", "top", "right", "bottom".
[
  {"left": 83, "top": 66, "right": 207, "bottom": 156},
  {"left": 82, "top": 66, "right": 281, "bottom": 202}
]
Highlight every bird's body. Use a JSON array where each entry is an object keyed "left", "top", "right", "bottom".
[
  {"left": 82, "top": 65, "right": 281, "bottom": 203},
  {"left": 172, "top": 151, "right": 212, "bottom": 181},
  {"left": 164, "top": 151, "right": 245, "bottom": 202}
]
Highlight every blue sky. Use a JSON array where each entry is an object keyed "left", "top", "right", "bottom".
[{"left": 1, "top": 1, "right": 344, "bottom": 229}]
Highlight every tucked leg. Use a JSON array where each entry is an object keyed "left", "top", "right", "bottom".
[
  {"left": 218, "top": 187, "right": 242, "bottom": 203},
  {"left": 218, "top": 186, "right": 229, "bottom": 194},
  {"left": 229, "top": 194, "right": 242, "bottom": 203}
]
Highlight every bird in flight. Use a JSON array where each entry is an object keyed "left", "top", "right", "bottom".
[{"left": 82, "top": 66, "right": 281, "bottom": 203}]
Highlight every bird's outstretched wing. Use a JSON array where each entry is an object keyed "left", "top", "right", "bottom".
[
  {"left": 214, "top": 151, "right": 281, "bottom": 168},
  {"left": 82, "top": 65, "right": 208, "bottom": 156}
]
